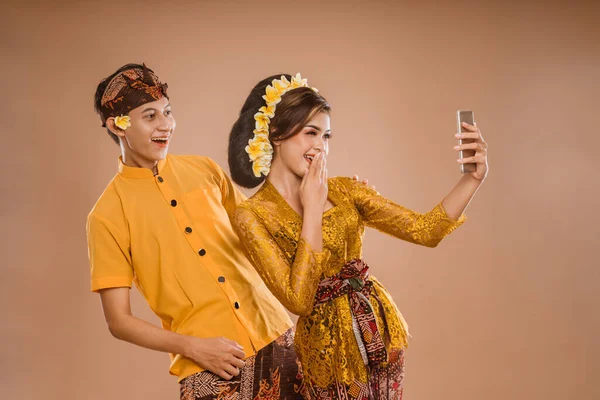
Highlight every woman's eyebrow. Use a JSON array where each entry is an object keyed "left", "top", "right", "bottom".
[{"left": 305, "top": 124, "right": 331, "bottom": 133}]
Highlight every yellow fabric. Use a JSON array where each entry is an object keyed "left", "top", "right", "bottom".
[
  {"left": 87, "top": 155, "right": 293, "bottom": 381},
  {"left": 233, "top": 177, "right": 466, "bottom": 388}
]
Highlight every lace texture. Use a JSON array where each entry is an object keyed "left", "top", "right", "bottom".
[{"left": 233, "top": 177, "right": 465, "bottom": 388}]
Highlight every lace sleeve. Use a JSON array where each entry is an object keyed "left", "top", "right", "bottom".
[
  {"left": 233, "top": 205, "right": 330, "bottom": 316},
  {"left": 338, "top": 177, "right": 466, "bottom": 247}
]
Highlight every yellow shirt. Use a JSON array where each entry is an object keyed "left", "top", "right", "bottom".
[
  {"left": 233, "top": 177, "right": 466, "bottom": 388},
  {"left": 86, "top": 154, "right": 293, "bottom": 381}
]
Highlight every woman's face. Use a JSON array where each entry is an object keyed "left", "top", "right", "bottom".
[
  {"left": 273, "top": 111, "right": 331, "bottom": 178},
  {"left": 108, "top": 96, "right": 176, "bottom": 168}
]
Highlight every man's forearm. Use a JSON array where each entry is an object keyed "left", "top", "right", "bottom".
[{"left": 107, "top": 313, "right": 192, "bottom": 358}]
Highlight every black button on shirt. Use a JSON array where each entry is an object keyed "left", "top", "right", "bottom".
[
  {"left": 234, "top": 302, "right": 240, "bottom": 309},
  {"left": 185, "top": 227, "right": 192, "bottom": 234},
  {"left": 218, "top": 276, "right": 225, "bottom": 283},
  {"left": 157, "top": 176, "right": 164, "bottom": 182},
  {"left": 170, "top": 199, "right": 177, "bottom": 207},
  {"left": 198, "top": 249, "right": 206, "bottom": 256}
]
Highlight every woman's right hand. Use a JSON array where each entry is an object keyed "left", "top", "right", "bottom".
[{"left": 300, "top": 151, "right": 328, "bottom": 214}]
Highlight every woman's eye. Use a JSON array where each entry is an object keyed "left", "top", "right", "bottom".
[
  {"left": 324, "top": 133, "right": 332, "bottom": 140},
  {"left": 306, "top": 131, "right": 316, "bottom": 136},
  {"left": 165, "top": 110, "right": 172, "bottom": 116},
  {"left": 146, "top": 114, "right": 155, "bottom": 120}
]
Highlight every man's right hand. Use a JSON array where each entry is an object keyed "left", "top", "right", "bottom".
[
  {"left": 184, "top": 336, "right": 246, "bottom": 380},
  {"left": 98, "top": 288, "right": 246, "bottom": 381}
]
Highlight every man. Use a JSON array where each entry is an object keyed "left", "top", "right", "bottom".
[{"left": 88, "top": 63, "right": 305, "bottom": 399}]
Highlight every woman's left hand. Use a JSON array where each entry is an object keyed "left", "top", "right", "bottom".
[{"left": 455, "top": 122, "right": 489, "bottom": 181}]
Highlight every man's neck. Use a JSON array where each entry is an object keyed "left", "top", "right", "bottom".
[{"left": 120, "top": 151, "right": 160, "bottom": 175}]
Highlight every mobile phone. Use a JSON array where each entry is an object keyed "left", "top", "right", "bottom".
[{"left": 457, "top": 110, "right": 476, "bottom": 174}]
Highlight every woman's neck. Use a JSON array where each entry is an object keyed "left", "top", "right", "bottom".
[{"left": 266, "top": 160, "right": 302, "bottom": 200}]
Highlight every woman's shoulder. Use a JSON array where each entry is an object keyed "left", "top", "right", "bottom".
[
  {"left": 233, "top": 183, "right": 282, "bottom": 231},
  {"left": 328, "top": 176, "right": 356, "bottom": 196},
  {"left": 236, "top": 195, "right": 260, "bottom": 214},
  {"left": 236, "top": 183, "right": 272, "bottom": 214},
  {"left": 233, "top": 196, "right": 262, "bottom": 230}
]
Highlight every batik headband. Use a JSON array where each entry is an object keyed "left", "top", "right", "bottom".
[
  {"left": 245, "top": 73, "right": 317, "bottom": 177},
  {"left": 99, "top": 64, "right": 169, "bottom": 128}
]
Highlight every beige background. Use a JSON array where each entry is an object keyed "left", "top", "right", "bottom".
[{"left": 1, "top": 0, "right": 599, "bottom": 399}]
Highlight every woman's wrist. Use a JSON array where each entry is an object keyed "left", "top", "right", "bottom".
[
  {"left": 461, "top": 172, "right": 485, "bottom": 187},
  {"left": 303, "top": 204, "right": 324, "bottom": 218}
]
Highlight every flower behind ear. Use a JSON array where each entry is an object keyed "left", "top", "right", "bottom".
[
  {"left": 114, "top": 115, "right": 131, "bottom": 130},
  {"left": 245, "top": 73, "right": 316, "bottom": 178},
  {"left": 245, "top": 134, "right": 273, "bottom": 162},
  {"left": 252, "top": 155, "right": 272, "bottom": 177}
]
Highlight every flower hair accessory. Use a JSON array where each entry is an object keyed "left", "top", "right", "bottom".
[
  {"left": 114, "top": 115, "right": 131, "bottom": 130},
  {"left": 245, "top": 73, "right": 318, "bottom": 178}
]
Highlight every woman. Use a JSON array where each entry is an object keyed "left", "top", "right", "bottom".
[{"left": 228, "top": 74, "right": 488, "bottom": 399}]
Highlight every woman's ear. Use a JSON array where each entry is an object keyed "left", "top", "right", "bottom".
[
  {"left": 270, "top": 129, "right": 281, "bottom": 147},
  {"left": 106, "top": 117, "right": 126, "bottom": 138}
]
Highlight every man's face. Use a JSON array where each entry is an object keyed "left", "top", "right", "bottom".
[{"left": 107, "top": 96, "right": 176, "bottom": 168}]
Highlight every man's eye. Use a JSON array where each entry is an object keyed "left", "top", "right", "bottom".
[
  {"left": 146, "top": 114, "right": 155, "bottom": 119},
  {"left": 165, "top": 110, "right": 172, "bottom": 116}
]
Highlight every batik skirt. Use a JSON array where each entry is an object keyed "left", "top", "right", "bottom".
[
  {"left": 180, "top": 328, "right": 308, "bottom": 400},
  {"left": 307, "top": 348, "right": 405, "bottom": 400}
]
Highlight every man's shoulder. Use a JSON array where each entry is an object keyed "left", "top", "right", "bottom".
[
  {"left": 168, "top": 154, "right": 220, "bottom": 172},
  {"left": 88, "top": 176, "right": 125, "bottom": 224},
  {"left": 168, "top": 155, "right": 230, "bottom": 190}
]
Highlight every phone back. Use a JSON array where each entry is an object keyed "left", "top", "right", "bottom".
[{"left": 457, "top": 110, "right": 476, "bottom": 173}]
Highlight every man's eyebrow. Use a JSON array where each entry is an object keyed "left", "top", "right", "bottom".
[{"left": 141, "top": 103, "right": 171, "bottom": 113}]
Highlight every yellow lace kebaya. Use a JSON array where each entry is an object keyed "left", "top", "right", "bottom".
[{"left": 233, "top": 177, "right": 466, "bottom": 389}]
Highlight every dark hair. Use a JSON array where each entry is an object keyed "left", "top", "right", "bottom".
[
  {"left": 93, "top": 63, "right": 147, "bottom": 145},
  {"left": 228, "top": 74, "right": 331, "bottom": 188}
]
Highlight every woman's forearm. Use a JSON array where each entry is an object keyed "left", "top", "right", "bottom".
[
  {"left": 441, "top": 174, "right": 484, "bottom": 220},
  {"left": 301, "top": 208, "right": 324, "bottom": 252}
]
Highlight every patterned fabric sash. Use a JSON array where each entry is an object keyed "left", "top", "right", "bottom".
[{"left": 314, "top": 259, "right": 389, "bottom": 367}]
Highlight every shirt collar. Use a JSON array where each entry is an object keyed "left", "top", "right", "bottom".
[{"left": 118, "top": 156, "right": 168, "bottom": 179}]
